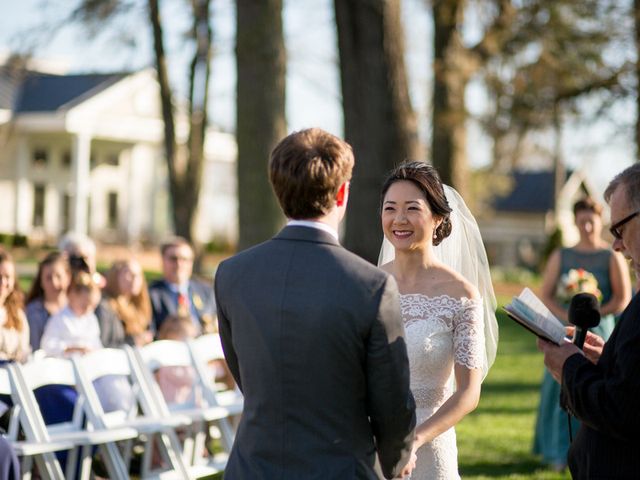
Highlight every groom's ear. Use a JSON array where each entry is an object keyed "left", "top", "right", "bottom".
[{"left": 336, "top": 181, "right": 350, "bottom": 207}]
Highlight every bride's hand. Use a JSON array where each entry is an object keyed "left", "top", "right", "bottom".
[{"left": 397, "top": 442, "right": 418, "bottom": 478}]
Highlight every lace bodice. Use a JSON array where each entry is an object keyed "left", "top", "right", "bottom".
[{"left": 400, "top": 293, "right": 485, "bottom": 480}]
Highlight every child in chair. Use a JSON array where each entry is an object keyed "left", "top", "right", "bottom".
[
  {"left": 40, "top": 271, "right": 101, "bottom": 358},
  {"left": 40, "top": 270, "right": 134, "bottom": 414},
  {"left": 154, "top": 313, "right": 202, "bottom": 407}
]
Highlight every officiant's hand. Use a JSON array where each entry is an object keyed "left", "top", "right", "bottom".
[
  {"left": 537, "top": 338, "right": 583, "bottom": 383},
  {"left": 565, "top": 326, "right": 604, "bottom": 364}
]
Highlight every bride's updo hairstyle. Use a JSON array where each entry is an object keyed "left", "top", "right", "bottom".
[{"left": 380, "top": 161, "right": 453, "bottom": 246}]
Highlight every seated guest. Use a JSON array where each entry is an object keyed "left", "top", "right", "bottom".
[
  {"left": 0, "top": 248, "right": 30, "bottom": 363},
  {"left": 25, "top": 251, "right": 70, "bottom": 352},
  {"left": 58, "top": 232, "right": 123, "bottom": 348},
  {"left": 58, "top": 232, "right": 105, "bottom": 288},
  {"left": 40, "top": 271, "right": 133, "bottom": 414},
  {"left": 0, "top": 248, "right": 29, "bottom": 423},
  {"left": 40, "top": 270, "right": 101, "bottom": 358},
  {"left": 148, "top": 237, "right": 216, "bottom": 335},
  {"left": 154, "top": 313, "right": 202, "bottom": 407},
  {"left": 102, "top": 259, "right": 153, "bottom": 347}
]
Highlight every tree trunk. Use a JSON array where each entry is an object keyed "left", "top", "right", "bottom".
[
  {"left": 236, "top": 0, "right": 286, "bottom": 250},
  {"left": 635, "top": 0, "right": 640, "bottom": 162},
  {"left": 148, "top": 0, "right": 181, "bottom": 236},
  {"left": 552, "top": 104, "right": 564, "bottom": 223},
  {"left": 335, "top": 0, "right": 419, "bottom": 263},
  {"left": 431, "top": 0, "right": 468, "bottom": 196},
  {"left": 148, "top": 0, "right": 212, "bottom": 243},
  {"left": 182, "top": 0, "right": 212, "bottom": 241}
]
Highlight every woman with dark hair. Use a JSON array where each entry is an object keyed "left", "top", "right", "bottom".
[
  {"left": 102, "top": 259, "right": 153, "bottom": 347},
  {"left": 0, "top": 248, "right": 30, "bottom": 363},
  {"left": 25, "top": 251, "right": 70, "bottom": 352},
  {"left": 533, "top": 196, "right": 631, "bottom": 470},
  {"left": 378, "top": 161, "right": 498, "bottom": 479}
]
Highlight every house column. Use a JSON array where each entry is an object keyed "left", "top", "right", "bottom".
[
  {"left": 14, "top": 136, "right": 30, "bottom": 235},
  {"left": 71, "top": 132, "right": 92, "bottom": 235}
]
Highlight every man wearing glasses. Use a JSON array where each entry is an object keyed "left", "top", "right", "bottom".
[
  {"left": 148, "top": 237, "right": 216, "bottom": 335},
  {"left": 538, "top": 163, "right": 640, "bottom": 478}
]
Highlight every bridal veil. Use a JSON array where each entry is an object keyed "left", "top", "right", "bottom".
[{"left": 379, "top": 185, "right": 499, "bottom": 380}]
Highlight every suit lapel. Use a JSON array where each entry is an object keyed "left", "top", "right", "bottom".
[{"left": 160, "top": 281, "right": 178, "bottom": 315}]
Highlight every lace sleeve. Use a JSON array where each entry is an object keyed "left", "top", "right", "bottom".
[{"left": 453, "top": 298, "right": 485, "bottom": 370}]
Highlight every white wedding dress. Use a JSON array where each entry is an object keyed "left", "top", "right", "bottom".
[{"left": 401, "top": 293, "right": 485, "bottom": 480}]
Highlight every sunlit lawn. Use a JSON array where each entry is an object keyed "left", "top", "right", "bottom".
[{"left": 457, "top": 296, "right": 570, "bottom": 479}]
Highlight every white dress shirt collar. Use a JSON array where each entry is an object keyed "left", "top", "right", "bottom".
[{"left": 286, "top": 220, "right": 339, "bottom": 241}]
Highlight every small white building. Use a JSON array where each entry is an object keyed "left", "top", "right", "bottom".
[{"left": 0, "top": 62, "right": 237, "bottom": 246}]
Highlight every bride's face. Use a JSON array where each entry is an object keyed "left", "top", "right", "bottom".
[{"left": 381, "top": 180, "right": 441, "bottom": 251}]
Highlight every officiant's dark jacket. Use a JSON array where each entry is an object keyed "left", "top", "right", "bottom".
[
  {"left": 215, "top": 226, "right": 416, "bottom": 479},
  {"left": 562, "top": 292, "right": 640, "bottom": 478}
]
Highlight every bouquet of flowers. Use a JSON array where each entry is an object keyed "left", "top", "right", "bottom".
[{"left": 556, "top": 268, "right": 602, "bottom": 305}]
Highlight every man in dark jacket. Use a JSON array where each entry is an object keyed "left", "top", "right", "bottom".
[
  {"left": 539, "top": 163, "right": 640, "bottom": 479},
  {"left": 148, "top": 237, "right": 216, "bottom": 335},
  {"left": 215, "top": 128, "right": 416, "bottom": 479}
]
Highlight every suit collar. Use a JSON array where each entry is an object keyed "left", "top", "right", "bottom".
[{"left": 274, "top": 225, "right": 341, "bottom": 247}]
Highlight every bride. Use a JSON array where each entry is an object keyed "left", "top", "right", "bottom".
[{"left": 379, "top": 162, "right": 498, "bottom": 479}]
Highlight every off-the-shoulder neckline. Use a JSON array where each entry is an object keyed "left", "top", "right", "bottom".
[{"left": 399, "top": 293, "right": 482, "bottom": 303}]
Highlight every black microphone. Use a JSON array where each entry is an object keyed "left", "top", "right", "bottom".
[{"left": 568, "top": 293, "right": 601, "bottom": 349}]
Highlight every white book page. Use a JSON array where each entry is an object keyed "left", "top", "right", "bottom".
[{"left": 504, "top": 288, "right": 567, "bottom": 344}]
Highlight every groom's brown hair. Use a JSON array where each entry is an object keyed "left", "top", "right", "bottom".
[{"left": 269, "top": 128, "right": 354, "bottom": 219}]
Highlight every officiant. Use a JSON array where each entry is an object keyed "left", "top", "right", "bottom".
[
  {"left": 538, "top": 163, "right": 640, "bottom": 479},
  {"left": 533, "top": 197, "right": 631, "bottom": 470}
]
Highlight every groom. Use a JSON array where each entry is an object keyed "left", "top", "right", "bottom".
[{"left": 215, "top": 128, "right": 416, "bottom": 479}]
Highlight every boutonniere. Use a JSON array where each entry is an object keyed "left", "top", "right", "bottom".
[
  {"left": 201, "top": 314, "right": 216, "bottom": 333},
  {"left": 192, "top": 293, "right": 204, "bottom": 310}
]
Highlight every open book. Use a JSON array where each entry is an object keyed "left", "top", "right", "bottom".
[{"left": 503, "top": 288, "right": 567, "bottom": 345}]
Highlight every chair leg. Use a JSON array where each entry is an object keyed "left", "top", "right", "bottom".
[
  {"left": 97, "top": 442, "right": 130, "bottom": 480},
  {"left": 33, "top": 452, "right": 65, "bottom": 480},
  {"left": 20, "top": 456, "right": 32, "bottom": 480},
  {"left": 78, "top": 445, "right": 93, "bottom": 480},
  {"left": 157, "top": 431, "right": 190, "bottom": 479}
]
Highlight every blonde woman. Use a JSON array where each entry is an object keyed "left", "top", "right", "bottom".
[{"left": 103, "top": 259, "right": 153, "bottom": 347}]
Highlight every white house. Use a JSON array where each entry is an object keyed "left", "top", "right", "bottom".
[{"left": 0, "top": 61, "right": 237, "bottom": 246}]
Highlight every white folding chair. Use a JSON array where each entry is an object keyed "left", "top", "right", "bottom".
[
  {"left": 72, "top": 346, "right": 199, "bottom": 479},
  {"left": 0, "top": 364, "right": 71, "bottom": 480},
  {"left": 188, "top": 333, "right": 243, "bottom": 452},
  {"left": 11, "top": 356, "right": 139, "bottom": 480},
  {"left": 134, "top": 339, "right": 230, "bottom": 473}
]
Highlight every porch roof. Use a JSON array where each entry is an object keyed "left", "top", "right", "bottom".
[
  {"left": 493, "top": 170, "right": 572, "bottom": 213},
  {"left": 13, "top": 72, "right": 129, "bottom": 113}
]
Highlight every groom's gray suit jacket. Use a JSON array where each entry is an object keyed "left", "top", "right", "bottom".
[{"left": 215, "top": 226, "right": 416, "bottom": 479}]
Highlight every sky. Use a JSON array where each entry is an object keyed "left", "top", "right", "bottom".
[{"left": 0, "top": 0, "right": 634, "bottom": 195}]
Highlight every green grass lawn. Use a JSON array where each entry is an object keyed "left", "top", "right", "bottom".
[{"left": 456, "top": 296, "right": 570, "bottom": 479}]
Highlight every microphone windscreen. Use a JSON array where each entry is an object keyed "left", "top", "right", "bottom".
[{"left": 568, "top": 292, "right": 600, "bottom": 330}]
